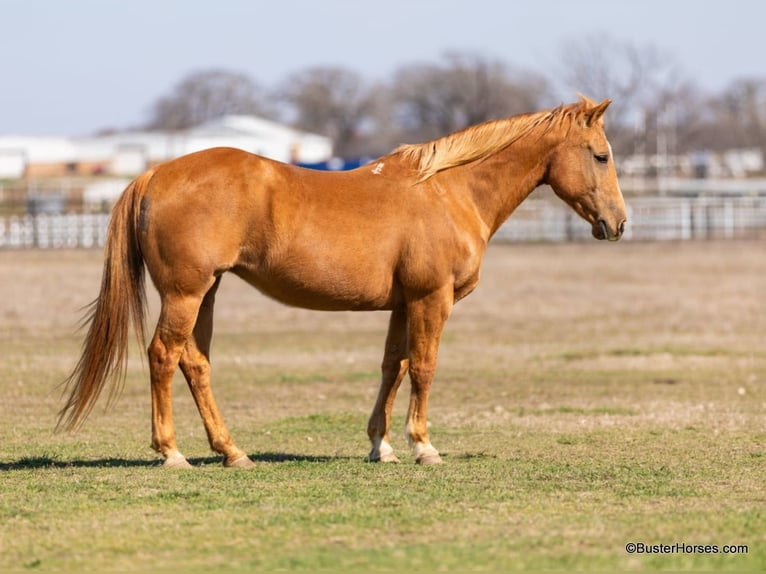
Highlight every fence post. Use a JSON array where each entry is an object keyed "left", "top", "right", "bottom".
[
  {"left": 723, "top": 200, "right": 734, "bottom": 239},
  {"left": 564, "top": 210, "right": 575, "bottom": 241},
  {"left": 680, "top": 200, "right": 692, "bottom": 240}
]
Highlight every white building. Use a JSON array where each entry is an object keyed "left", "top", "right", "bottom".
[{"left": 0, "top": 116, "right": 333, "bottom": 179}]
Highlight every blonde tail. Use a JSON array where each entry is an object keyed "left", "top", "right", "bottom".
[{"left": 57, "top": 170, "right": 154, "bottom": 431}]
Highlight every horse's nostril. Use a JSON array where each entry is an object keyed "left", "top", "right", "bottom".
[{"left": 618, "top": 220, "right": 626, "bottom": 235}]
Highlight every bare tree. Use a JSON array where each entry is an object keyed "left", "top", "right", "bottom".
[
  {"left": 392, "top": 53, "right": 551, "bottom": 142},
  {"left": 280, "top": 66, "right": 377, "bottom": 157},
  {"left": 557, "top": 34, "right": 683, "bottom": 155},
  {"left": 619, "top": 75, "right": 766, "bottom": 160},
  {"left": 146, "top": 69, "right": 276, "bottom": 130},
  {"left": 653, "top": 81, "right": 708, "bottom": 154},
  {"left": 706, "top": 77, "right": 766, "bottom": 151},
  {"left": 138, "top": 50, "right": 766, "bottom": 169}
]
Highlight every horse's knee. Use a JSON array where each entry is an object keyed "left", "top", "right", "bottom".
[{"left": 148, "top": 337, "right": 180, "bottom": 378}]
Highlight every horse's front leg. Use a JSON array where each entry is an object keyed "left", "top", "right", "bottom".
[
  {"left": 404, "top": 285, "right": 453, "bottom": 464},
  {"left": 367, "top": 304, "right": 409, "bottom": 462}
]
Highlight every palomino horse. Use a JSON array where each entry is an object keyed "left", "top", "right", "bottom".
[{"left": 58, "top": 97, "right": 626, "bottom": 468}]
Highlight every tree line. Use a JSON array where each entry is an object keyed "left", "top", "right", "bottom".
[{"left": 145, "top": 34, "right": 766, "bottom": 161}]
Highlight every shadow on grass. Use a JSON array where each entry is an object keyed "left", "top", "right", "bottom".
[{"left": 0, "top": 452, "right": 353, "bottom": 471}]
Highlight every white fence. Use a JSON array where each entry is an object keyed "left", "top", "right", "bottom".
[
  {"left": 1, "top": 196, "right": 765, "bottom": 249},
  {"left": 496, "top": 196, "right": 766, "bottom": 242},
  {"left": 0, "top": 213, "right": 109, "bottom": 249}
]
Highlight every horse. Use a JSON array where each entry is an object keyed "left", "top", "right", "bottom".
[{"left": 58, "top": 96, "right": 626, "bottom": 468}]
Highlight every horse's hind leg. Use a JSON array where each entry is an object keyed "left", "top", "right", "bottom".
[
  {"left": 149, "top": 291, "right": 210, "bottom": 469},
  {"left": 367, "top": 304, "right": 408, "bottom": 463},
  {"left": 178, "top": 277, "right": 254, "bottom": 468}
]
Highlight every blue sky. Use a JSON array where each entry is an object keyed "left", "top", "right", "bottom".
[{"left": 3, "top": 0, "right": 764, "bottom": 135}]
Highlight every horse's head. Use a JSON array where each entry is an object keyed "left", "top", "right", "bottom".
[{"left": 544, "top": 98, "right": 627, "bottom": 241}]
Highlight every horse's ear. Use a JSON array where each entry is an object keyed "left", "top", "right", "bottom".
[{"left": 584, "top": 99, "right": 611, "bottom": 127}]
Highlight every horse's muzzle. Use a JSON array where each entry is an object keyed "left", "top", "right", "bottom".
[{"left": 593, "top": 219, "right": 626, "bottom": 241}]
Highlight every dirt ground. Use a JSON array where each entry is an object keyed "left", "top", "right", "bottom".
[
  {"left": 1, "top": 239, "right": 763, "bottom": 436},
  {"left": 1, "top": 239, "right": 763, "bottom": 340}
]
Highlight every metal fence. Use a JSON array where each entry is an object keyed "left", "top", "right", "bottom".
[{"left": 1, "top": 196, "right": 765, "bottom": 249}]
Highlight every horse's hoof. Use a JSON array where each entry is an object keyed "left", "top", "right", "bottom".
[
  {"left": 224, "top": 454, "right": 255, "bottom": 468},
  {"left": 163, "top": 454, "right": 193, "bottom": 469},
  {"left": 416, "top": 453, "right": 443, "bottom": 465},
  {"left": 380, "top": 452, "right": 401, "bottom": 463},
  {"left": 369, "top": 452, "right": 401, "bottom": 463}
]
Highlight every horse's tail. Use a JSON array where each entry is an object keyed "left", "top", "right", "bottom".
[{"left": 56, "top": 170, "right": 154, "bottom": 432}]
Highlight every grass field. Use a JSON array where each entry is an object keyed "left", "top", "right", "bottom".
[{"left": 1, "top": 240, "right": 764, "bottom": 571}]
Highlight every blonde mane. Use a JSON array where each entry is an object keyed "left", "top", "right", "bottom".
[{"left": 395, "top": 98, "right": 596, "bottom": 182}]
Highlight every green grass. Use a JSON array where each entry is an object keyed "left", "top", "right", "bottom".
[
  {"left": 2, "top": 338, "right": 764, "bottom": 572},
  {"left": 2, "top": 419, "right": 764, "bottom": 571}
]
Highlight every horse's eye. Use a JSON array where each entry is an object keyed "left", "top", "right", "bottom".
[{"left": 595, "top": 154, "right": 609, "bottom": 164}]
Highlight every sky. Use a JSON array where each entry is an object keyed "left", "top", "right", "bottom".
[{"left": 3, "top": 0, "right": 765, "bottom": 135}]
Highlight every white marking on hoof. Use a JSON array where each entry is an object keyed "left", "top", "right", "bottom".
[
  {"left": 416, "top": 452, "right": 443, "bottom": 465},
  {"left": 369, "top": 438, "right": 399, "bottom": 463},
  {"left": 380, "top": 452, "right": 401, "bottom": 463},
  {"left": 413, "top": 442, "right": 442, "bottom": 465},
  {"left": 372, "top": 162, "right": 384, "bottom": 175},
  {"left": 224, "top": 454, "right": 255, "bottom": 468},
  {"left": 163, "top": 452, "right": 193, "bottom": 469}
]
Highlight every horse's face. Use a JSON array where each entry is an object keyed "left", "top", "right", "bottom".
[{"left": 545, "top": 99, "right": 627, "bottom": 241}]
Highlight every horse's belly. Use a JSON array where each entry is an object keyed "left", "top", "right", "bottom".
[{"left": 232, "top": 263, "right": 396, "bottom": 312}]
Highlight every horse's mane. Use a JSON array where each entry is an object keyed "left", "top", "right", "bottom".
[{"left": 395, "top": 97, "right": 597, "bottom": 182}]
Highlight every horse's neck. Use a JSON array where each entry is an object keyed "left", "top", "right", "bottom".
[{"left": 451, "top": 134, "right": 556, "bottom": 238}]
